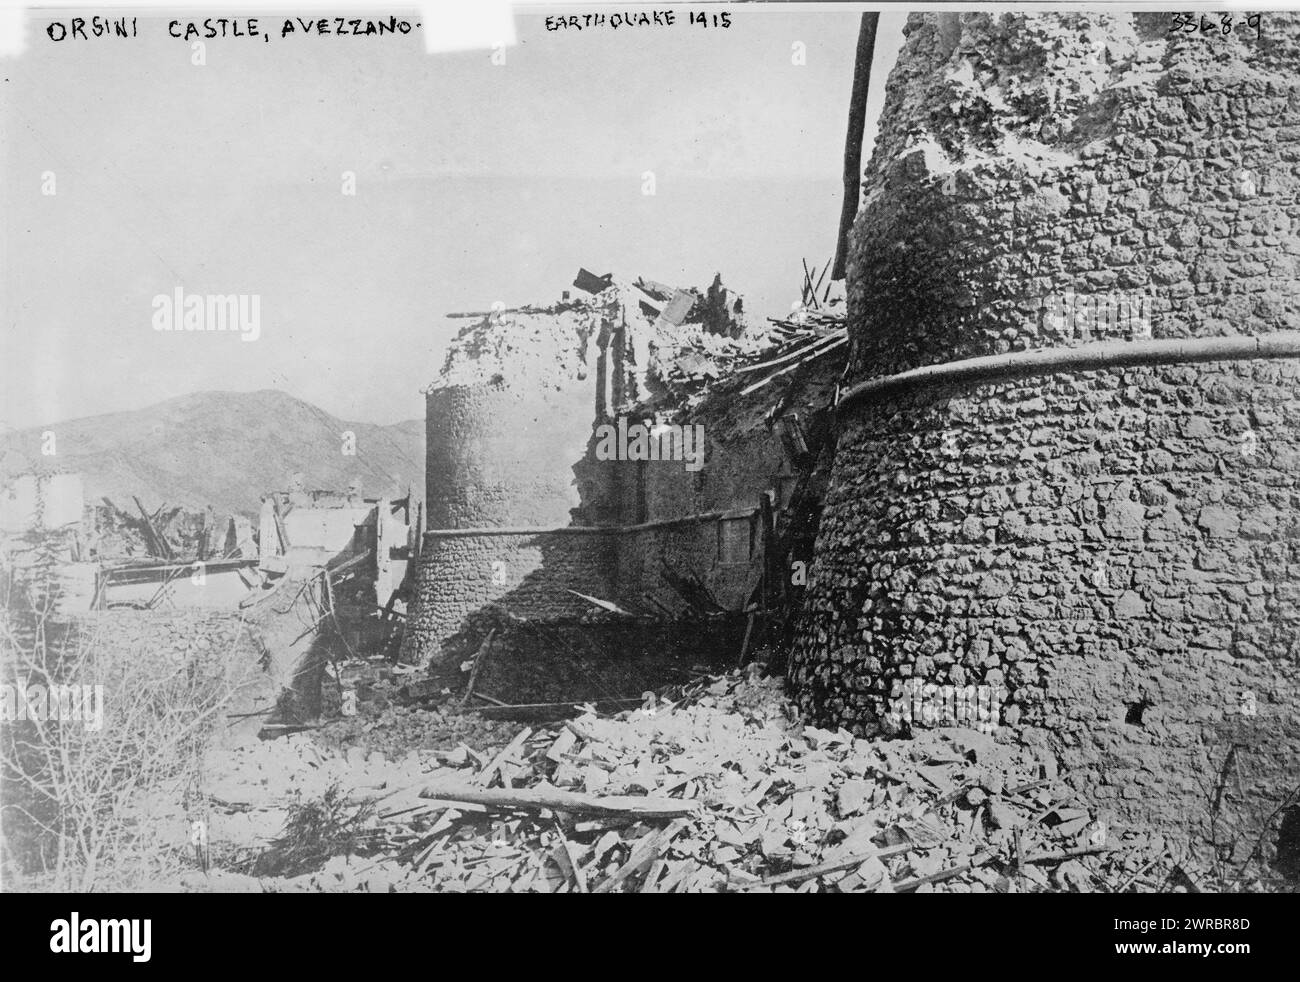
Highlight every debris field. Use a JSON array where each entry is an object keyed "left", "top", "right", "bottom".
[{"left": 179, "top": 669, "right": 1206, "bottom": 893}]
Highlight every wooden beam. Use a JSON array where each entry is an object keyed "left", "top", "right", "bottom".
[
  {"left": 132, "top": 495, "right": 173, "bottom": 560},
  {"left": 831, "top": 13, "right": 880, "bottom": 281},
  {"left": 736, "top": 330, "right": 847, "bottom": 374},
  {"left": 738, "top": 336, "right": 849, "bottom": 397},
  {"left": 461, "top": 629, "right": 496, "bottom": 708},
  {"left": 759, "top": 842, "right": 911, "bottom": 888},
  {"left": 417, "top": 782, "right": 700, "bottom": 820},
  {"left": 593, "top": 819, "right": 690, "bottom": 893}
]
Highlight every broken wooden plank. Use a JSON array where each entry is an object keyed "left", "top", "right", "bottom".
[
  {"left": 894, "top": 850, "right": 992, "bottom": 892},
  {"left": 545, "top": 727, "right": 578, "bottom": 765},
  {"left": 1021, "top": 845, "right": 1115, "bottom": 865},
  {"left": 573, "top": 267, "right": 613, "bottom": 295},
  {"left": 326, "top": 548, "right": 374, "bottom": 577},
  {"left": 736, "top": 330, "right": 846, "bottom": 374},
  {"left": 760, "top": 842, "right": 911, "bottom": 888},
  {"left": 477, "top": 727, "right": 533, "bottom": 788},
  {"left": 461, "top": 629, "right": 496, "bottom": 708},
  {"left": 660, "top": 290, "right": 695, "bottom": 326},
  {"left": 812, "top": 258, "right": 830, "bottom": 302},
  {"left": 592, "top": 818, "right": 689, "bottom": 893},
  {"left": 566, "top": 588, "right": 637, "bottom": 617},
  {"left": 659, "top": 559, "right": 727, "bottom": 616},
  {"left": 640, "top": 857, "right": 668, "bottom": 893},
  {"left": 133, "top": 495, "right": 173, "bottom": 559},
  {"left": 564, "top": 719, "right": 596, "bottom": 743},
  {"left": 552, "top": 821, "right": 588, "bottom": 893},
  {"left": 474, "top": 697, "right": 641, "bottom": 713},
  {"left": 738, "top": 335, "right": 849, "bottom": 398},
  {"left": 417, "top": 782, "right": 700, "bottom": 820}
]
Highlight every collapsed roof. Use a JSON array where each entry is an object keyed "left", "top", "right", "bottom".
[{"left": 429, "top": 269, "right": 846, "bottom": 423}]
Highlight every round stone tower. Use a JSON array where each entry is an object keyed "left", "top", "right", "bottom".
[
  {"left": 401, "top": 301, "right": 619, "bottom": 664},
  {"left": 791, "top": 12, "right": 1300, "bottom": 847}
]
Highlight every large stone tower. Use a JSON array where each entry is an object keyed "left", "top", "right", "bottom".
[
  {"left": 401, "top": 300, "right": 618, "bottom": 663},
  {"left": 791, "top": 12, "right": 1300, "bottom": 847}
]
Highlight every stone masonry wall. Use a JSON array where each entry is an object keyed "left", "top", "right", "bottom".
[
  {"left": 407, "top": 295, "right": 793, "bottom": 661},
  {"left": 404, "top": 303, "right": 609, "bottom": 662},
  {"left": 791, "top": 11, "right": 1300, "bottom": 850},
  {"left": 60, "top": 608, "right": 272, "bottom": 744},
  {"left": 425, "top": 383, "right": 596, "bottom": 531},
  {"left": 616, "top": 519, "right": 762, "bottom": 613},
  {"left": 439, "top": 612, "right": 742, "bottom": 706},
  {"left": 405, "top": 516, "right": 763, "bottom": 664},
  {"left": 403, "top": 531, "right": 619, "bottom": 662}
]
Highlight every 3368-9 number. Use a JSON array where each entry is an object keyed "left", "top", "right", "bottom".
[{"left": 1170, "top": 13, "right": 1263, "bottom": 39}]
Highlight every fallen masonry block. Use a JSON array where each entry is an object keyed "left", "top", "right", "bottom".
[
  {"left": 572, "top": 267, "right": 613, "bottom": 295},
  {"left": 660, "top": 290, "right": 696, "bottom": 326}
]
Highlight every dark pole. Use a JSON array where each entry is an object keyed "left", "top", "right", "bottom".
[{"left": 831, "top": 12, "right": 879, "bottom": 282}]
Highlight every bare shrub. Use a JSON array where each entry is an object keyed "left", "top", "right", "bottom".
[
  {"left": 1, "top": 529, "right": 259, "bottom": 891},
  {"left": 248, "top": 780, "right": 378, "bottom": 878}
]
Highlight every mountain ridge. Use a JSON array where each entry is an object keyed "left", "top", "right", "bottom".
[{"left": 0, "top": 390, "right": 425, "bottom": 516}]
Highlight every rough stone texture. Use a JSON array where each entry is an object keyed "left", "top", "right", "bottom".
[
  {"left": 617, "top": 519, "right": 760, "bottom": 613},
  {"left": 403, "top": 301, "right": 611, "bottom": 662},
  {"left": 405, "top": 516, "right": 759, "bottom": 664},
  {"left": 404, "top": 289, "right": 794, "bottom": 664},
  {"left": 790, "top": 11, "right": 1300, "bottom": 851},
  {"left": 440, "top": 612, "right": 741, "bottom": 707},
  {"left": 842, "top": 9, "right": 1300, "bottom": 380},
  {"left": 406, "top": 531, "right": 619, "bottom": 662},
  {"left": 426, "top": 380, "right": 598, "bottom": 532}
]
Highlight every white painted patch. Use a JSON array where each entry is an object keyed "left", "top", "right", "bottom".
[
  {"left": 419, "top": 1, "right": 516, "bottom": 54},
  {"left": 0, "top": 7, "right": 26, "bottom": 58}
]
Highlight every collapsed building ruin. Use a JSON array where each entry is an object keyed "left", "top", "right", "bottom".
[
  {"left": 1, "top": 468, "right": 416, "bottom": 734},
  {"left": 4, "top": 10, "right": 1296, "bottom": 870},
  {"left": 400, "top": 12, "right": 1300, "bottom": 857},
  {"left": 400, "top": 271, "right": 845, "bottom": 702}
]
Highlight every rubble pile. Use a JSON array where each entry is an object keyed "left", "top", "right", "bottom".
[
  {"left": 92, "top": 498, "right": 238, "bottom": 562},
  {"left": 178, "top": 670, "right": 1213, "bottom": 893},
  {"left": 316, "top": 694, "right": 521, "bottom": 763},
  {"left": 641, "top": 303, "right": 846, "bottom": 417}
]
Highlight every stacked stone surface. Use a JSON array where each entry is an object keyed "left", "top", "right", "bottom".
[{"left": 790, "top": 12, "right": 1300, "bottom": 848}]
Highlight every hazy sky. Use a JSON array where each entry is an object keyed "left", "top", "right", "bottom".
[{"left": 2, "top": 5, "right": 905, "bottom": 430}]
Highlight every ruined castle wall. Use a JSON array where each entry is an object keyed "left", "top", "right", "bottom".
[
  {"left": 425, "top": 383, "right": 597, "bottom": 531},
  {"left": 407, "top": 298, "right": 805, "bottom": 658},
  {"left": 615, "top": 519, "right": 761, "bottom": 612},
  {"left": 405, "top": 529, "right": 619, "bottom": 660},
  {"left": 404, "top": 308, "right": 614, "bottom": 662},
  {"left": 601, "top": 440, "right": 774, "bottom": 611},
  {"left": 620, "top": 436, "right": 786, "bottom": 522},
  {"left": 417, "top": 404, "right": 796, "bottom": 665},
  {"left": 438, "top": 612, "right": 741, "bottom": 705},
  {"left": 791, "top": 11, "right": 1300, "bottom": 845},
  {"left": 61, "top": 608, "right": 273, "bottom": 744}
]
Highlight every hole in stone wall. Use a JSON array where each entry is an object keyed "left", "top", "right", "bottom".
[
  {"left": 1125, "top": 699, "right": 1153, "bottom": 726},
  {"left": 1273, "top": 805, "right": 1300, "bottom": 881}
]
